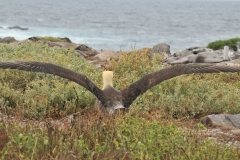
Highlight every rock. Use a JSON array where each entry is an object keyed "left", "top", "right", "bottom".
[
  {"left": 0, "top": 37, "right": 16, "bottom": 43},
  {"left": 165, "top": 45, "right": 240, "bottom": 65},
  {"left": 162, "top": 57, "right": 177, "bottom": 64},
  {"left": 27, "top": 36, "right": 99, "bottom": 60},
  {"left": 183, "top": 47, "right": 209, "bottom": 54},
  {"left": 9, "top": 40, "right": 25, "bottom": 46},
  {"left": 75, "top": 44, "right": 98, "bottom": 58},
  {"left": 192, "top": 48, "right": 210, "bottom": 54},
  {"left": 190, "top": 47, "right": 211, "bottom": 54},
  {"left": 28, "top": 36, "right": 41, "bottom": 41},
  {"left": 47, "top": 42, "right": 99, "bottom": 58},
  {"left": 47, "top": 41, "right": 79, "bottom": 48},
  {"left": 173, "top": 50, "right": 193, "bottom": 58},
  {"left": 149, "top": 43, "right": 171, "bottom": 58},
  {"left": 201, "top": 114, "right": 240, "bottom": 129},
  {"left": 8, "top": 26, "right": 28, "bottom": 30},
  {"left": 75, "top": 44, "right": 98, "bottom": 57},
  {"left": 75, "top": 44, "right": 93, "bottom": 51},
  {"left": 173, "top": 47, "right": 211, "bottom": 57},
  {"left": 60, "top": 37, "right": 72, "bottom": 43},
  {"left": 169, "top": 49, "right": 228, "bottom": 64},
  {"left": 76, "top": 50, "right": 98, "bottom": 58},
  {"left": 168, "top": 47, "right": 205, "bottom": 64},
  {"left": 171, "top": 47, "right": 211, "bottom": 61},
  {"left": 192, "top": 52, "right": 223, "bottom": 63},
  {"left": 170, "top": 52, "right": 223, "bottom": 64},
  {"left": 169, "top": 56, "right": 189, "bottom": 64},
  {"left": 87, "top": 49, "right": 120, "bottom": 62},
  {"left": 86, "top": 49, "right": 121, "bottom": 68}
]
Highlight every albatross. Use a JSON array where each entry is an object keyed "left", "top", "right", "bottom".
[{"left": 0, "top": 61, "right": 240, "bottom": 115}]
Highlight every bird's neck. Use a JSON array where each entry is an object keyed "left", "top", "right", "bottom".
[
  {"left": 102, "top": 71, "right": 114, "bottom": 89},
  {"left": 103, "top": 80, "right": 113, "bottom": 89}
]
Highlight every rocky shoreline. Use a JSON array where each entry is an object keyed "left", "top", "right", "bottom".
[
  {"left": 150, "top": 43, "right": 240, "bottom": 66},
  {"left": 1, "top": 36, "right": 240, "bottom": 67},
  {"left": 0, "top": 36, "right": 124, "bottom": 68}
]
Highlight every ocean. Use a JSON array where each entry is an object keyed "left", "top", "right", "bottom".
[{"left": 0, "top": 0, "right": 240, "bottom": 53}]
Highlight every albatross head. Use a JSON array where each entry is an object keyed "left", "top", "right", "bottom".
[{"left": 97, "top": 71, "right": 125, "bottom": 115}]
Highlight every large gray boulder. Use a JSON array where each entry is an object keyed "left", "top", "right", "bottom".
[
  {"left": 0, "top": 37, "right": 16, "bottom": 43},
  {"left": 166, "top": 46, "right": 239, "bottom": 64},
  {"left": 170, "top": 52, "right": 224, "bottom": 64},
  {"left": 173, "top": 47, "right": 211, "bottom": 58},
  {"left": 149, "top": 43, "right": 171, "bottom": 58},
  {"left": 201, "top": 114, "right": 240, "bottom": 129},
  {"left": 75, "top": 44, "right": 98, "bottom": 58},
  {"left": 190, "top": 52, "right": 223, "bottom": 63}
]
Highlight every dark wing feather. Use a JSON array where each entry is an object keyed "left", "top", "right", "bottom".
[
  {"left": 121, "top": 63, "right": 240, "bottom": 108},
  {"left": 0, "top": 61, "right": 108, "bottom": 104}
]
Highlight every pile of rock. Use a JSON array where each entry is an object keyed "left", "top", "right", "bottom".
[
  {"left": 150, "top": 43, "right": 240, "bottom": 65},
  {"left": 0, "top": 36, "right": 122, "bottom": 68},
  {"left": 1, "top": 36, "right": 240, "bottom": 68},
  {"left": 150, "top": 43, "right": 240, "bottom": 67}
]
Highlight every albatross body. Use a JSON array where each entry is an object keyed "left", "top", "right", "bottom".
[
  {"left": 96, "top": 71, "right": 125, "bottom": 115},
  {"left": 0, "top": 61, "right": 240, "bottom": 116}
]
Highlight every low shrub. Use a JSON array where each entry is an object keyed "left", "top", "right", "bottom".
[
  {"left": 0, "top": 41, "right": 101, "bottom": 119},
  {"left": 207, "top": 37, "right": 240, "bottom": 50},
  {"left": 1, "top": 115, "right": 238, "bottom": 159},
  {"left": 109, "top": 48, "right": 240, "bottom": 118},
  {"left": 1, "top": 42, "right": 240, "bottom": 119},
  {"left": 0, "top": 42, "right": 240, "bottom": 159}
]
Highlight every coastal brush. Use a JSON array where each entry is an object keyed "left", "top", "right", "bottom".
[{"left": 0, "top": 61, "right": 240, "bottom": 115}]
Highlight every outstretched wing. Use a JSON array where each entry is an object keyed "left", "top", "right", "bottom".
[
  {"left": 0, "top": 61, "right": 109, "bottom": 104},
  {"left": 121, "top": 63, "right": 240, "bottom": 108}
]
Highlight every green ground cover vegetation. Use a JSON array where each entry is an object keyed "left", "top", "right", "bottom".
[
  {"left": 0, "top": 40, "right": 240, "bottom": 159},
  {"left": 207, "top": 37, "right": 240, "bottom": 51}
]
